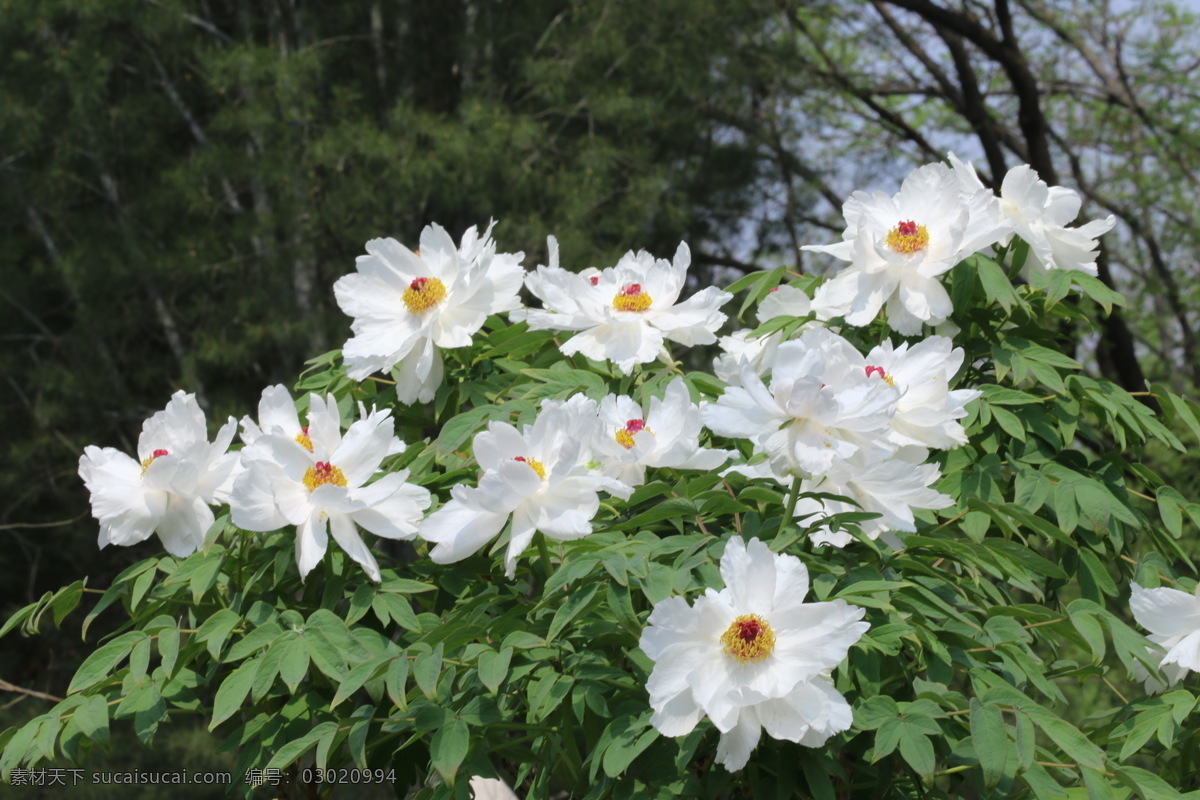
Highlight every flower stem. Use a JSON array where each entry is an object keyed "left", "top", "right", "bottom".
[
  {"left": 783, "top": 476, "right": 801, "bottom": 529},
  {"left": 535, "top": 533, "right": 555, "bottom": 583}
]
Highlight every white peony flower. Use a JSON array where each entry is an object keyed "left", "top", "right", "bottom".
[
  {"left": 79, "top": 391, "right": 239, "bottom": 557},
  {"left": 418, "top": 395, "right": 632, "bottom": 577},
  {"left": 640, "top": 537, "right": 868, "bottom": 771},
  {"left": 231, "top": 391, "right": 430, "bottom": 582},
  {"left": 997, "top": 166, "right": 1116, "bottom": 277},
  {"left": 334, "top": 221, "right": 525, "bottom": 404},
  {"left": 514, "top": 238, "right": 731, "bottom": 374},
  {"left": 1129, "top": 583, "right": 1200, "bottom": 691},
  {"left": 713, "top": 284, "right": 813, "bottom": 387},
  {"left": 702, "top": 328, "right": 899, "bottom": 478},
  {"left": 794, "top": 447, "right": 953, "bottom": 548},
  {"left": 805, "top": 159, "right": 1007, "bottom": 334},
  {"left": 862, "top": 336, "right": 981, "bottom": 449},
  {"left": 593, "top": 378, "right": 733, "bottom": 486}
]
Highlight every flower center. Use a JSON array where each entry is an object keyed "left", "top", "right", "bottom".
[
  {"left": 294, "top": 425, "right": 313, "bottom": 452},
  {"left": 303, "top": 461, "right": 348, "bottom": 492},
  {"left": 402, "top": 276, "right": 448, "bottom": 313},
  {"left": 885, "top": 220, "right": 930, "bottom": 255},
  {"left": 865, "top": 365, "right": 896, "bottom": 387},
  {"left": 614, "top": 418, "right": 651, "bottom": 449},
  {"left": 612, "top": 283, "right": 653, "bottom": 312},
  {"left": 720, "top": 614, "right": 776, "bottom": 663},
  {"left": 513, "top": 456, "right": 547, "bottom": 479},
  {"left": 140, "top": 448, "right": 169, "bottom": 475}
]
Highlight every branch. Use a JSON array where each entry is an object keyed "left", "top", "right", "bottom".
[{"left": 0, "top": 679, "right": 64, "bottom": 704}]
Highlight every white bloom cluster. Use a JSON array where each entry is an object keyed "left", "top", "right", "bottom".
[
  {"left": 1129, "top": 582, "right": 1200, "bottom": 693},
  {"left": 805, "top": 159, "right": 1006, "bottom": 334},
  {"left": 640, "top": 537, "right": 868, "bottom": 770},
  {"left": 805, "top": 154, "right": 1114, "bottom": 332},
  {"left": 513, "top": 238, "right": 732, "bottom": 373},
  {"left": 419, "top": 394, "right": 632, "bottom": 577},
  {"left": 79, "top": 392, "right": 239, "bottom": 557},
  {"left": 334, "top": 222, "right": 525, "bottom": 404},
  {"left": 418, "top": 382, "right": 733, "bottom": 576},
  {"left": 231, "top": 386, "right": 430, "bottom": 582},
  {"left": 705, "top": 327, "right": 975, "bottom": 546},
  {"left": 72, "top": 191, "right": 1124, "bottom": 779}
]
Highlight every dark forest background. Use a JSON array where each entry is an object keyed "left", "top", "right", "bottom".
[{"left": 3, "top": 0, "right": 1199, "bottom": 791}]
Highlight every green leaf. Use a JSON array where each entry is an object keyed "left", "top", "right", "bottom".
[
  {"left": 478, "top": 647, "right": 513, "bottom": 694},
  {"left": 1069, "top": 610, "right": 1107, "bottom": 663},
  {"left": 68, "top": 631, "right": 145, "bottom": 694},
  {"left": 971, "top": 699, "right": 1008, "bottom": 790},
  {"left": 413, "top": 644, "right": 444, "bottom": 701},
  {"left": 546, "top": 582, "right": 600, "bottom": 643},
  {"left": 277, "top": 633, "right": 310, "bottom": 693},
  {"left": 430, "top": 718, "right": 470, "bottom": 785},
  {"left": 209, "top": 660, "right": 258, "bottom": 730},
  {"left": 73, "top": 695, "right": 110, "bottom": 745},
  {"left": 331, "top": 656, "right": 390, "bottom": 709},
  {"left": 1157, "top": 487, "right": 1185, "bottom": 538},
  {"left": 157, "top": 625, "right": 180, "bottom": 676},
  {"left": 976, "top": 257, "right": 1018, "bottom": 311},
  {"left": 50, "top": 580, "right": 86, "bottom": 626},
  {"left": 303, "top": 628, "right": 348, "bottom": 680},
  {"left": 991, "top": 405, "right": 1027, "bottom": 441},
  {"left": 266, "top": 721, "right": 339, "bottom": 770},
  {"left": 604, "top": 726, "right": 658, "bottom": 779},
  {"left": 195, "top": 608, "right": 242, "bottom": 660},
  {"left": 1025, "top": 705, "right": 1105, "bottom": 770},
  {"left": 1081, "top": 766, "right": 1114, "bottom": 800},
  {"left": 385, "top": 655, "right": 409, "bottom": 712},
  {"left": 898, "top": 727, "right": 936, "bottom": 781}
]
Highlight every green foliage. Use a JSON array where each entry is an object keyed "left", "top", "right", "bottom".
[{"left": 3, "top": 237, "right": 1200, "bottom": 799}]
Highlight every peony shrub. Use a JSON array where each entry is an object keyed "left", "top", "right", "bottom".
[{"left": 3, "top": 156, "right": 1200, "bottom": 799}]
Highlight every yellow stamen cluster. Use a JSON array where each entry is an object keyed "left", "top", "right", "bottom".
[
  {"left": 720, "top": 614, "right": 776, "bottom": 663},
  {"left": 614, "top": 419, "right": 651, "bottom": 450},
  {"left": 514, "top": 456, "right": 547, "bottom": 479},
  {"left": 294, "top": 427, "right": 314, "bottom": 452},
  {"left": 140, "top": 449, "right": 169, "bottom": 476},
  {"left": 303, "top": 461, "right": 348, "bottom": 492},
  {"left": 402, "top": 276, "right": 448, "bottom": 313},
  {"left": 885, "top": 220, "right": 930, "bottom": 255},
  {"left": 612, "top": 283, "right": 653, "bottom": 312},
  {"left": 865, "top": 366, "right": 896, "bottom": 387}
]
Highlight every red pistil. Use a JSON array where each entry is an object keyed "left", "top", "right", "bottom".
[
  {"left": 865, "top": 366, "right": 887, "bottom": 379},
  {"left": 625, "top": 419, "right": 646, "bottom": 433},
  {"left": 409, "top": 277, "right": 430, "bottom": 291},
  {"left": 589, "top": 276, "right": 599, "bottom": 286},
  {"left": 621, "top": 283, "right": 642, "bottom": 295},
  {"left": 735, "top": 618, "right": 764, "bottom": 642},
  {"left": 152, "top": 449, "right": 169, "bottom": 458},
  {"left": 897, "top": 220, "right": 919, "bottom": 236}
]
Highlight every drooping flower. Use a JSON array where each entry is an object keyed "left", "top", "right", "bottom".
[
  {"left": 79, "top": 391, "right": 239, "bottom": 557},
  {"left": 864, "top": 336, "right": 980, "bottom": 448},
  {"left": 1129, "top": 582, "right": 1200, "bottom": 691},
  {"left": 997, "top": 166, "right": 1116, "bottom": 277},
  {"left": 805, "top": 159, "right": 1006, "bottom": 334},
  {"left": 702, "top": 328, "right": 900, "bottom": 478},
  {"left": 334, "top": 221, "right": 525, "bottom": 404},
  {"left": 793, "top": 447, "right": 953, "bottom": 548},
  {"left": 418, "top": 395, "right": 632, "bottom": 577},
  {"left": 640, "top": 537, "right": 868, "bottom": 770},
  {"left": 713, "top": 284, "right": 813, "bottom": 387},
  {"left": 592, "top": 378, "right": 733, "bottom": 486},
  {"left": 231, "top": 390, "right": 430, "bottom": 582},
  {"left": 514, "top": 238, "right": 731, "bottom": 374}
]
